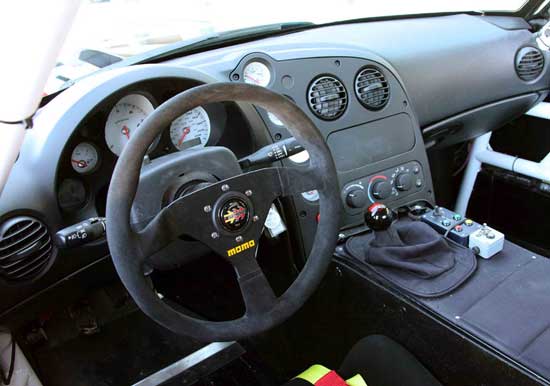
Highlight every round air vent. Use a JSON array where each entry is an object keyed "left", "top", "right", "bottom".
[
  {"left": 516, "top": 47, "right": 544, "bottom": 81},
  {"left": 355, "top": 66, "right": 390, "bottom": 110},
  {"left": 0, "top": 216, "right": 53, "bottom": 283},
  {"left": 308, "top": 76, "right": 348, "bottom": 120}
]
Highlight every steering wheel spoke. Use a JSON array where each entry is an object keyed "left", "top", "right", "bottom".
[{"left": 232, "top": 251, "right": 277, "bottom": 316}]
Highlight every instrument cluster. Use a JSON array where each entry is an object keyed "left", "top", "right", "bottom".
[{"left": 57, "top": 90, "right": 229, "bottom": 215}]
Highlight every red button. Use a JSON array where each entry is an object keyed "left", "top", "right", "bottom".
[{"left": 455, "top": 225, "right": 463, "bottom": 232}]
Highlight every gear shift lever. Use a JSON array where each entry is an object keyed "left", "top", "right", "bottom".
[
  {"left": 364, "top": 203, "right": 402, "bottom": 246},
  {"left": 364, "top": 202, "right": 394, "bottom": 230},
  {"left": 344, "top": 202, "right": 477, "bottom": 297}
]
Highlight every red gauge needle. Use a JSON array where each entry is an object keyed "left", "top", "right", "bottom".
[
  {"left": 178, "top": 127, "right": 191, "bottom": 146},
  {"left": 71, "top": 159, "right": 87, "bottom": 168},
  {"left": 245, "top": 74, "right": 260, "bottom": 84},
  {"left": 121, "top": 125, "right": 130, "bottom": 139}
]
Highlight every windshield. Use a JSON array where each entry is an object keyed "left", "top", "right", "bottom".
[{"left": 46, "top": 0, "right": 527, "bottom": 95}]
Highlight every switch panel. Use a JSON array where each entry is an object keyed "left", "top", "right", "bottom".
[
  {"left": 420, "top": 206, "right": 462, "bottom": 234},
  {"left": 341, "top": 161, "right": 424, "bottom": 211},
  {"left": 421, "top": 206, "right": 504, "bottom": 258}
]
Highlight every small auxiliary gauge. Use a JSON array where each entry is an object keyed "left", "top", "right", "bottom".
[
  {"left": 71, "top": 142, "right": 100, "bottom": 174},
  {"left": 301, "top": 190, "right": 319, "bottom": 202},
  {"left": 267, "top": 111, "right": 283, "bottom": 126},
  {"left": 243, "top": 61, "right": 271, "bottom": 87}
]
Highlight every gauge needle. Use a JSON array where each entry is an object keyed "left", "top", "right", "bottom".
[
  {"left": 71, "top": 159, "right": 87, "bottom": 168},
  {"left": 245, "top": 74, "right": 260, "bottom": 84},
  {"left": 178, "top": 127, "right": 191, "bottom": 146},
  {"left": 121, "top": 125, "right": 130, "bottom": 139}
]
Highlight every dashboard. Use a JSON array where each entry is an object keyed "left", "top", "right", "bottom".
[{"left": 1, "top": 13, "right": 549, "bottom": 319}]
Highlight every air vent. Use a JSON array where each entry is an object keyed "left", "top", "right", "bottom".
[
  {"left": 516, "top": 47, "right": 544, "bottom": 81},
  {"left": 0, "top": 216, "right": 53, "bottom": 283},
  {"left": 308, "top": 76, "right": 348, "bottom": 120},
  {"left": 355, "top": 66, "right": 390, "bottom": 110}
]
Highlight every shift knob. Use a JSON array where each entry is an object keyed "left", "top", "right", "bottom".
[{"left": 364, "top": 202, "right": 394, "bottom": 231}]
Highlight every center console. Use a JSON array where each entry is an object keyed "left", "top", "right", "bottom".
[{"left": 339, "top": 202, "right": 550, "bottom": 382}]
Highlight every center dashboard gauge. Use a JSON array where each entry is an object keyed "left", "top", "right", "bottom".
[
  {"left": 243, "top": 61, "right": 271, "bottom": 87},
  {"left": 71, "top": 142, "right": 99, "bottom": 174},
  {"left": 104, "top": 94, "right": 159, "bottom": 156},
  {"left": 169, "top": 106, "right": 211, "bottom": 151}
]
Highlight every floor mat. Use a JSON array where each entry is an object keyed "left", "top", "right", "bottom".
[{"left": 32, "top": 310, "right": 202, "bottom": 386}]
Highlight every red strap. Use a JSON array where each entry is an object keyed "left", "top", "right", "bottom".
[{"left": 315, "top": 370, "right": 348, "bottom": 386}]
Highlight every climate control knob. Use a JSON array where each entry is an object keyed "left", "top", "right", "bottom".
[
  {"left": 371, "top": 180, "right": 392, "bottom": 200},
  {"left": 346, "top": 187, "right": 368, "bottom": 208},
  {"left": 395, "top": 173, "right": 413, "bottom": 191}
]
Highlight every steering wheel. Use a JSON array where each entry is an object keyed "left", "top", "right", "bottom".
[{"left": 106, "top": 82, "right": 341, "bottom": 342}]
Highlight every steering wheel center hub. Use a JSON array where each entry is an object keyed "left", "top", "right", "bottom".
[{"left": 218, "top": 197, "right": 250, "bottom": 232}]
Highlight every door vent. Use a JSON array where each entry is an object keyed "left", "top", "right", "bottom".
[
  {"left": 355, "top": 66, "right": 390, "bottom": 110},
  {"left": 308, "top": 75, "right": 348, "bottom": 120},
  {"left": 0, "top": 216, "right": 53, "bottom": 283},
  {"left": 516, "top": 47, "right": 544, "bottom": 81}
]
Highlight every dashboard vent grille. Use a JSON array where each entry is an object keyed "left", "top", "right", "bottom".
[
  {"left": 0, "top": 216, "right": 53, "bottom": 283},
  {"left": 308, "top": 76, "right": 348, "bottom": 120},
  {"left": 355, "top": 66, "right": 390, "bottom": 110},
  {"left": 516, "top": 47, "right": 544, "bottom": 81}
]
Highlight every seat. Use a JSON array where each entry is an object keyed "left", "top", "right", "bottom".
[{"left": 284, "top": 335, "right": 442, "bottom": 386}]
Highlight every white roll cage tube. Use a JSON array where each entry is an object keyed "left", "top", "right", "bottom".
[
  {"left": 0, "top": 0, "right": 80, "bottom": 195},
  {"left": 455, "top": 101, "right": 550, "bottom": 216}
]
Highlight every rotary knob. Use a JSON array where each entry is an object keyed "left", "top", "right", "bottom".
[
  {"left": 345, "top": 187, "right": 368, "bottom": 208},
  {"left": 371, "top": 180, "right": 392, "bottom": 200},
  {"left": 395, "top": 173, "right": 413, "bottom": 191}
]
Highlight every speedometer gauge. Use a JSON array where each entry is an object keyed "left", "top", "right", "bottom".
[
  {"left": 71, "top": 142, "right": 99, "bottom": 174},
  {"left": 169, "top": 107, "right": 211, "bottom": 151},
  {"left": 243, "top": 61, "right": 271, "bottom": 87},
  {"left": 105, "top": 94, "right": 159, "bottom": 156}
]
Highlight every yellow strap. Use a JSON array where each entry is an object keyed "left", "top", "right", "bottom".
[
  {"left": 296, "top": 365, "right": 368, "bottom": 386},
  {"left": 296, "top": 364, "right": 332, "bottom": 384},
  {"left": 346, "top": 374, "right": 368, "bottom": 386}
]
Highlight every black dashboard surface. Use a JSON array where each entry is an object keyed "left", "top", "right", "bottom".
[{"left": 1, "top": 13, "right": 549, "bottom": 317}]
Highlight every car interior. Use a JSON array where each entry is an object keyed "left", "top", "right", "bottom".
[{"left": 4, "top": 2, "right": 550, "bottom": 385}]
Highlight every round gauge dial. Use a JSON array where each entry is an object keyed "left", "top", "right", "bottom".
[
  {"left": 71, "top": 142, "right": 99, "bottom": 174},
  {"left": 289, "top": 150, "right": 310, "bottom": 164},
  {"left": 105, "top": 94, "right": 159, "bottom": 156},
  {"left": 243, "top": 61, "right": 271, "bottom": 87},
  {"left": 267, "top": 111, "right": 283, "bottom": 126},
  {"left": 301, "top": 189, "right": 319, "bottom": 202},
  {"left": 169, "top": 106, "right": 211, "bottom": 151},
  {"left": 58, "top": 178, "right": 87, "bottom": 211}
]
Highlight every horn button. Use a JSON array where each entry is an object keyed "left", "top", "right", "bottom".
[{"left": 214, "top": 193, "right": 253, "bottom": 234}]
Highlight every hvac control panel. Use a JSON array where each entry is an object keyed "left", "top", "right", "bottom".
[{"left": 341, "top": 161, "right": 424, "bottom": 212}]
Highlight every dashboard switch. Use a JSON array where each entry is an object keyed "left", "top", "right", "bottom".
[
  {"left": 55, "top": 217, "right": 106, "bottom": 248},
  {"left": 371, "top": 180, "right": 392, "bottom": 200},
  {"left": 395, "top": 173, "right": 412, "bottom": 191},
  {"left": 346, "top": 187, "right": 368, "bottom": 208}
]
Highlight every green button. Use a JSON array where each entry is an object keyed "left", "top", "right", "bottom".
[{"left": 453, "top": 214, "right": 462, "bottom": 221}]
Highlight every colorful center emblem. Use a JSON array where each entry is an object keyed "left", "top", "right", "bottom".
[{"left": 219, "top": 199, "right": 249, "bottom": 232}]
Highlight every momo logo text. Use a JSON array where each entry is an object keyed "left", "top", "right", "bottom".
[{"left": 227, "top": 240, "right": 256, "bottom": 257}]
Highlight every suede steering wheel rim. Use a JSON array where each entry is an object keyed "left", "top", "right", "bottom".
[{"left": 106, "top": 82, "right": 341, "bottom": 342}]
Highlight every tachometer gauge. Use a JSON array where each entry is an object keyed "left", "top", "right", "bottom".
[
  {"left": 105, "top": 94, "right": 159, "bottom": 156},
  {"left": 71, "top": 142, "right": 99, "bottom": 174},
  {"left": 169, "top": 107, "right": 211, "bottom": 151},
  {"left": 243, "top": 61, "right": 271, "bottom": 87}
]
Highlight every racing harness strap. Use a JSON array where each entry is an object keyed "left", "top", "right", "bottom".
[{"left": 296, "top": 364, "right": 367, "bottom": 386}]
